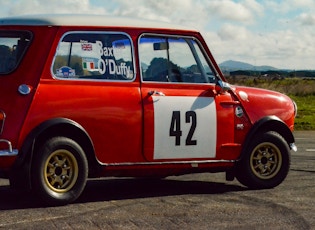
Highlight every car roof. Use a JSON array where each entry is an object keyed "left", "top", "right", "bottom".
[{"left": 0, "top": 14, "right": 196, "bottom": 31}]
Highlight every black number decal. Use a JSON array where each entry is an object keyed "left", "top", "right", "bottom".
[
  {"left": 169, "top": 111, "right": 182, "bottom": 146},
  {"left": 186, "top": 111, "right": 197, "bottom": 145},
  {"left": 169, "top": 111, "right": 197, "bottom": 146}
]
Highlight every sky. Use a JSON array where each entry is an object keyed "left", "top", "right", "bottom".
[{"left": 1, "top": 0, "right": 314, "bottom": 70}]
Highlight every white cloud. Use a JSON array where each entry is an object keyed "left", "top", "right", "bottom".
[
  {"left": 112, "top": 0, "right": 209, "bottom": 30},
  {"left": 0, "top": 0, "right": 314, "bottom": 69},
  {"left": 243, "top": 0, "right": 264, "bottom": 15},
  {"left": 297, "top": 13, "right": 315, "bottom": 26},
  {"left": 289, "top": 0, "right": 315, "bottom": 8},
  {"left": 205, "top": 0, "right": 263, "bottom": 24},
  {"left": 217, "top": 24, "right": 250, "bottom": 41},
  {"left": 7, "top": 0, "right": 107, "bottom": 16},
  {"left": 264, "top": 0, "right": 315, "bottom": 14},
  {"left": 208, "top": 27, "right": 315, "bottom": 69}
]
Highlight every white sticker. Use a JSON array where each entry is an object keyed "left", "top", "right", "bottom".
[{"left": 153, "top": 96, "right": 217, "bottom": 159}]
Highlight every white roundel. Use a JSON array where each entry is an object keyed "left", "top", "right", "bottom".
[
  {"left": 152, "top": 96, "right": 217, "bottom": 159},
  {"left": 239, "top": 91, "right": 249, "bottom": 102}
]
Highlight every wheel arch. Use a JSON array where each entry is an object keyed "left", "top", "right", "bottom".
[
  {"left": 10, "top": 118, "right": 100, "bottom": 190},
  {"left": 239, "top": 115, "right": 295, "bottom": 161}
]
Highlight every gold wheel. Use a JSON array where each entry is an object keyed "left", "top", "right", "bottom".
[
  {"left": 43, "top": 149, "right": 79, "bottom": 193},
  {"left": 250, "top": 142, "right": 282, "bottom": 180}
]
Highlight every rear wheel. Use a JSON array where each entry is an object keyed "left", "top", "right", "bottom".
[
  {"left": 32, "top": 137, "right": 88, "bottom": 206},
  {"left": 236, "top": 131, "right": 290, "bottom": 189}
]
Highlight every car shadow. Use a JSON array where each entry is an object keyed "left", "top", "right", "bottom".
[
  {"left": 0, "top": 177, "right": 246, "bottom": 210},
  {"left": 77, "top": 177, "right": 246, "bottom": 203}
]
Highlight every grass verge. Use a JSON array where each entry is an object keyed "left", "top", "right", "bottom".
[
  {"left": 289, "top": 95, "right": 315, "bottom": 130},
  {"left": 227, "top": 77, "right": 315, "bottom": 130}
]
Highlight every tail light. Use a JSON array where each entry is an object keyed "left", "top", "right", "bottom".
[{"left": 0, "top": 110, "right": 5, "bottom": 135}]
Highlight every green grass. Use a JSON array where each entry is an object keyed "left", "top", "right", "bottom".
[
  {"left": 289, "top": 95, "right": 315, "bottom": 130},
  {"left": 227, "top": 77, "right": 315, "bottom": 130}
]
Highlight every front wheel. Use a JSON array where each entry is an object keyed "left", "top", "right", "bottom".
[
  {"left": 32, "top": 137, "right": 88, "bottom": 206},
  {"left": 236, "top": 131, "right": 290, "bottom": 189}
]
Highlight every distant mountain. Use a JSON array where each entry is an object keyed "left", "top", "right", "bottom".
[{"left": 219, "top": 60, "right": 278, "bottom": 72}]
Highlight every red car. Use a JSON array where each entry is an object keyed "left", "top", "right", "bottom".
[{"left": 0, "top": 15, "right": 297, "bottom": 205}]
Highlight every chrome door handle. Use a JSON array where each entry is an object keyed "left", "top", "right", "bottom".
[{"left": 148, "top": 91, "right": 165, "bottom": 96}]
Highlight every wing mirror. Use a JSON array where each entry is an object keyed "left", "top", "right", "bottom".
[{"left": 216, "top": 80, "right": 231, "bottom": 94}]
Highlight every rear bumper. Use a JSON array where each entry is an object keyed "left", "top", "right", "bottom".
[{"left": 0, "top": 139, "right": 18, "bottom": 156}]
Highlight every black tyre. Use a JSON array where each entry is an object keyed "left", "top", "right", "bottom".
[
  {"left": 236, "top": 131, "right": 290, "bottom": 189},
  {"left": 32, "top": 137, "right": 88, "bottom": 206}
]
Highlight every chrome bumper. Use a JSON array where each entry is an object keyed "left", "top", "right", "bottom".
[
  {"left": 0, "top": 139, "right": 18, "bottom": 156},
  {"left": 290, "top": 143, "right": 297, "bottom": 152}
]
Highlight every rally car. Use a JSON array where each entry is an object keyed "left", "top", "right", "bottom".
[{"left": 0, "top": 15, "right": 297, "bottom": 205}]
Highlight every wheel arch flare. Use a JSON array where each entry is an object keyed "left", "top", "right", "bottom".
[
  {"left": 239, "top": 115, "right": 296, "bottom": 162},
  {"left": 10, "top": 118, "right": 100, "bottom": 190}
]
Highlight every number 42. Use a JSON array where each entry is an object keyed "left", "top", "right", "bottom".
[{"left": 169, "top": 111, "right": 197, "bottom": 146}]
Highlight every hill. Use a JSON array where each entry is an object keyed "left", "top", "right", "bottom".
[{"left": 219, "top": 60, "right": 278, "bottom": 72}]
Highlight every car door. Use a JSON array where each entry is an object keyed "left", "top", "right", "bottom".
[{"left": 139, "top": 34, "right": 235, "bottom": 161}]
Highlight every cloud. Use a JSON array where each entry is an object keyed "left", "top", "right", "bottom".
[
  {"left": 209, "top": 26, "right": 315, "bottom": 69},
  {"left": 297, "top": 13, "right": 315, "bottom": 26},
  {"left": 243, "top": 0, "right": 264, "bottom": 15},
  {"left": 112, "top": 0, "right": 209, "bottom": 29},
  {"left": 1, "top": 0, "right": 314, "bottom": 69},
  {"left": 289, "top": 0, "right": 315, "bottom": 8},
  {"left": 264, "top": 0, "right": 315, "bottom": 14},
  {"left": 7, "top": 0, "right": 107, "bottom": 16},
  {"left": 206, "top": 0, "right": 263, "bottom": 23},
  {"left": 217, "top": 24, "right": 250, "bottom": 41}
]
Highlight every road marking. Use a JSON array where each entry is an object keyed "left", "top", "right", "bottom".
[{"left": 306, "top": 149, "right": 315, "bottom": 152}]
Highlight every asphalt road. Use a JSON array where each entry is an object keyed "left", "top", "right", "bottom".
[{"left": 0, "top": 131, "right": 314, "bottom": 229}]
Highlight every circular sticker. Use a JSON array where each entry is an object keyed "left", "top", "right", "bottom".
[{"left": 235, "top": 106, "right": 244, "bottom": 118}]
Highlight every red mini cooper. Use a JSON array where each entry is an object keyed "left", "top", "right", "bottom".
[{"left": 0, "top": 15, "right": 297, "bottom": 205}]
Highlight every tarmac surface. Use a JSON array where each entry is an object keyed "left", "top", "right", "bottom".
[{"left": 0, "top": 131, "right": 314, "bottom": 229}]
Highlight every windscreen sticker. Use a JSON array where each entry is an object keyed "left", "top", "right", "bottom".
[
  {"left": 152, "top": 96, "right": 217, "bottom": 159},
  {"left": 95, "top": 40, "right": 133, "bottom": 79},
  {"left": 82, "top": 58, "right": 98, "bottom": 71},
  {"left": 81, "top": 42, "right": 93, "bottom": 51},
  {"left": 56, "top": 66, "right": 76, "bottom": 78}
]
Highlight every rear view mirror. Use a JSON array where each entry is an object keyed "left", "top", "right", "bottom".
[{"left": 153, "top": 42, "right": 169, "bottom": 50}]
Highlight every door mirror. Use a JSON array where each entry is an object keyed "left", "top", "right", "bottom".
[{"left": 216, "top": 80, "right": 231, "bottom": 93}]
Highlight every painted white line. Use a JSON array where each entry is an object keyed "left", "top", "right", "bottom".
[{"left": 306, "top": 149, "right": 315, "bottom": 152}]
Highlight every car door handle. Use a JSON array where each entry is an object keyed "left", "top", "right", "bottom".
[{"left": 148, "top": 91, "right": 165, "bottom": 96}]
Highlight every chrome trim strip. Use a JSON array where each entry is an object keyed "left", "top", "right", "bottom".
[
  {"left": 0, "top": 139, "right": 18, "bottom": 156},
  {"left": 0, "top": 149, "right": 18, "bottom": 156},
  {"left": 101, "top": 159, "right": 235, "bottom": 167}
]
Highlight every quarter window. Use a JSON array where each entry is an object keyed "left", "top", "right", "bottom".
[
  {"left": 0, "top": 31, "right": 32, "bottom": 74},
  {"left": 53, "top": 32, "right": 134, "bottom": 81},
  {"left": 139, "top": 35, "right": 216, "bottom": 83}
]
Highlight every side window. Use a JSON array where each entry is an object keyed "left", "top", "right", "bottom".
[
  {"left": 139, "top": 35, "right": 216, "bottom": 83},
  {"left": 0, "top": 31, "right": 32, "bottom": 74},
  {"left": 52, "top": 32, "right": 134, "bottom": 81}
]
